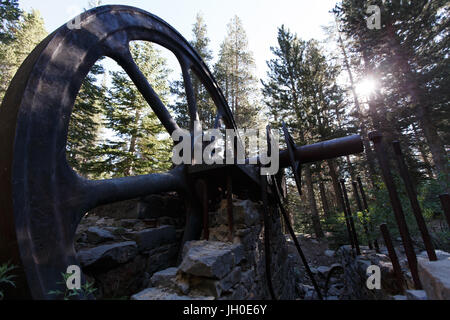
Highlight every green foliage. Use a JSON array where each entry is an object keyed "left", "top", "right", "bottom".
[
  {"left": 214, "top": 15, "right": 262, "bottom": 129},
  {"left": 0, "top": 0, "right": 21, "bottom": 44},
  {"left": 67, "top": 63, "right": 105, "bottom": 178},
  {"left": 323, "top": 211, "right": 350, "bottom": 250},
  {"left": 0, "top": 262, "right": 17, "bottom": 300},
  {"left": 171, "top": 12, "right": 216, "bottom": 129},
  {"left": 334, "top": 0, "right": 449, "bottom": 191},
  {"left": 99, "top": 41, "right": 173, "bottom": 177},
  {"left": 48, "top": 272, "right": 97, "bottom": 300},
  {"left": 0, "top": 8, "right": 47, "bottom": 100}
]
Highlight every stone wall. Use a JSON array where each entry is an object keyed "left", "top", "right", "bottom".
[
  {"left": 337, "top": 246, "right": 403, "bottom": 300},
  {"left": 132, "top": 199, "right": 298, "bottom": 300},
  {"left": 75, "top": 216, "right": 181, "bottom": 299}
]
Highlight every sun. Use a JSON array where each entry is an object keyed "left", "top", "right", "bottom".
[{"left": 355, "top": 77, "right": 378, "bottom": 99}]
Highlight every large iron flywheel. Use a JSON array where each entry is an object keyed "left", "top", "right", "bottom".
[{"left": 0, "top": 5, "right": 238, "bottom": 299}]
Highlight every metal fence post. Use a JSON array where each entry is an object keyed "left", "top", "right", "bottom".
[{"left": 369, "top": 131, "right": 422, "bottom": 289}]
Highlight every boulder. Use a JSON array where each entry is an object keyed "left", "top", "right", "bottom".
[
  {"left": 77, "top": 241, "right": 137, "bottom": 269},
  {"left": 120, "top": 219, "right": 145, "bottom": 229},
  {"left": 180, "top": 241, "right": 237, "bottom": 279},
  {"left": 150, "top": 267, "right": 178, "bottom": 289},
  {"left": 131, "top": 287, "right": 214, "bottom": 300},
  {"left": 405, "top": 290, "right": 427, "bottom": 300},
  {"left": 94, "top": 254, "right": 148, "bottom": 298},
  {"left": 418, "top": 255, "right": 450, "bottom": 300},
  {"left": 219, "top": 267, "right": 242, "bottom": 292},
  {"left": 128, "top": 225, "right": 176, "bottom": 252},
  {"left": 324, "top": 250, "right": 335, "bottom": 258},
  {"left": 317, "top": 266, "right": 331, "bottom": 275},
  {"left": 86, "top": 227, "right": 115, "bottom": 244}
]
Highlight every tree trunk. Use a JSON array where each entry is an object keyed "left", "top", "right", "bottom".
[
  {"left": 327, "top": 159, "right": 343, "bottom": 212},
  {"left": 125, "top": 109, "right": 141, "bottom": 176},
  {"left": 412, "top": 121, "right": 435, "bottom": 179},
  {"left": 304, "top": 164, "right": 324, "bottom": 238},
  {"left": 319, "top": 177, "right": 330, "bottom": 218}
]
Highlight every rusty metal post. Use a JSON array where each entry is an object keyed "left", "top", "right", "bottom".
[
  {"left": 439, "top": 193, "right": 450, "bottom": 229},
  {"left": 341, "top": 179, "right": 361, "bottom": 255},
  {"left": 196, "top": 179, "right": 209, "bottom": 241},
  {"left": 369, "top": 131, "right": 422, "bottom": 289},
  {"left": 337, "top": 181, "right": 356, "bottom": 250},
  {"left": 352, "top": 181, "right": 373, "bottom": 250},
  {"left": 380, "top": 223, "right": 406, "bottom": 293},
  {"left": 226, "top": 171, "right": 234, "bottom": 242},
  {"left": 357, "top": 177, "right": 380, "bottom": 252},
  {"left": 260, "top": 174, "right": 276, "bottom": 300},
  {"left": 392, "top": 141, "right": 437, "bottom": 261}
]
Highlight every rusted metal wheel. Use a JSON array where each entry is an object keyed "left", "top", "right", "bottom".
[{"left": 0, "top": 5, "right": 237, "bottom": 299}]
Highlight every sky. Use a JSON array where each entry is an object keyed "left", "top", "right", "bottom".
[{"left": 18, "top": 0, "right": 341, "bottom": 81}]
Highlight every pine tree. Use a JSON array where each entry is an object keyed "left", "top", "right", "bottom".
[
  {"left": 0, "top": 8, "right": 47, "bottom": 100},
  {"left": 100, "top": 41, "right": 172, "bottom": 178},
  {"left": 66, "top": 64, "right": 105, "bottom": 178},
  {"left": 262, "top": 26, "right": 341, "bottom": 238},
  {"left": 334, "top": 0, "right": 449, "bottom": 192},
  {"left": 171, "top": 12, "right": 216, "bottom": 129},
  {"left": 0, "top": 0, "right": 21, "bottom": 44},
  {"left": 214, "top": 15, "right": 261, "bottom": 129}
]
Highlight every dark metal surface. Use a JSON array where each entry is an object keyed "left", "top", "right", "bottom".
[
  {"left": 340, "top": 179, "right": 361, "bottom": 255},
  {"left": 260, "top": 174, "right": 276, "bottom": 300},
  {"left": 246, "top": 134, "right": 364, "bottom": 169},
  {"left": 196, "top": 179, "right": 209, "bottom": 240},
  {"left": 281, "top": 122, "right": 303, "bottom": 195},
  {"left": 352, "top": 181, "right": 373, "bottom": 250},
  {"left": 380, "top": 223, "right": 406, "bottom": 293},
  {"left": 392, "top": 141, "right": 437, "bottom": 261},
  {"left": 369, "top": 132, "right": 422, "bottom": 289},
  {"left": 226, "top": 171, "right": 234, "bottom": 242},
  {"left": 439, "top": 193, "right": 450, "bottom": 229}
]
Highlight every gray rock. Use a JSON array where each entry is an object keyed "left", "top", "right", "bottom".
[
  {"left": 317, "top": 266, "right": 331, "bottom": 275},
  {"left": 324, "top": 250, "right": 335, "bottom": 257},
  {"left": 220, "top": 267, "right": 242, "bottom": 292},
  {"left": 131, "top": 287, "right": 214, "bottom": 300},
  {"left": 304, "top": 289, "right": 318, "bottom": 300},
  {"left": 232, "top": 244, "right": 245, "bottom": 265},
  {"left": 230, "top": 284, "right": 248, "bottom": 300},
  {"left": 418, "top": 255, "right": 450, "bottom": 300},
  {"left": 77, "top": 241, "right": 137, "bottom": 269},
  {"left": 120, "top": 219, "right": 140, "bottom": 229},
  {"left": 405, "top": 290, "right": 427, "bottom": 300},
  {"left": 150, "top": 267, "right": 178, "bottom": 289},
  {"left": 418, "top": 250, "right": 450, "bottom": 261},
  {"left": 86, "top": 226, "right": 115, "bottom": 244},
  {"left": 216, "top": 200, "right": 260, "bottom": 227},
  {"left": 328, "top": 284, "right": 344, "bottom": 296},
  {"left": 189, "top": 277, "right": 222, "bottom": 298},
  {"left": 180, "top": 241, "right": 235, "bottom": 279},
  {"left": 309, "top": 267, "right": 318, "bottom": 274},
  {"left": 128, "top": 225, "right": 176, "bottom": 252}
]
